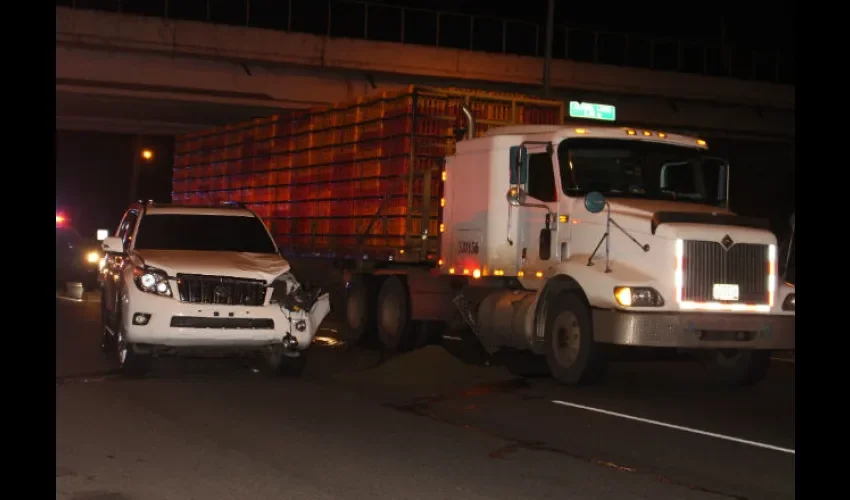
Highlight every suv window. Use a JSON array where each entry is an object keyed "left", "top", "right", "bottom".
[{"left": 133, "top": 214, "right": 278, "bottom": 253}]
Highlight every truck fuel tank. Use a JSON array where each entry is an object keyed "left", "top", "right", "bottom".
[{"left": 476, "top": 288, "right": 539, "bottom": 353}]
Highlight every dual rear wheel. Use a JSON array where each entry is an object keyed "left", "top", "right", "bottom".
[{"left": 345, "top": 274, "right": 444, "bottom": 352}]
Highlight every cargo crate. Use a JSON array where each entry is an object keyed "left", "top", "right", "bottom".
[{"left": 172, "top": 85, "right": 564, "bottom": 263}]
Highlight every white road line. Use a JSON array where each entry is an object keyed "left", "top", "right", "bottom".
[
  {"left": 55, "top": 294, "right": 83, "bottom": 303},
  {"left": 551, "top": 400, "right": 794, "bottom": 455},
  {"left": 442, "top": 335, "right": 464, "bottom": 341}
]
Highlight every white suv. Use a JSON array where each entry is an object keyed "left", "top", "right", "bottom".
[{"left": 99, "top": 201, "right": 330, "bottom": 377}]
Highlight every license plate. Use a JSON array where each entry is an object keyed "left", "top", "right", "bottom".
[{"left": 712, "top": 284, "right": 739, "bottom": 301}]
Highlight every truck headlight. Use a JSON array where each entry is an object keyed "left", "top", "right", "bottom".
[
  {"left": 782, "top": 293, "right": 795, "bottom": 311},
  {"left": 614, "top": 286, "right": 664, "bottom": 307},
  {"left": 133, "top": 267, "right": 173, "bottom": 297},
  {"left": 86, "top": 251, "right": 100, "bottom": 264}
]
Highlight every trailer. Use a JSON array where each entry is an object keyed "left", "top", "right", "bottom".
[
  {"left": 173, "top": 85, "right": 564, "bottom": 350},
  {"left": 174, "top": 86, "right": 796, "bottom": 386}
]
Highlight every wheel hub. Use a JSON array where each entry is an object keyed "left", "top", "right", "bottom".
[{"left": 552, "top": 311, "right": 581, "bottom": 367}]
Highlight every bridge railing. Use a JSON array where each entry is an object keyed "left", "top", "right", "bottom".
[{"left": 58, "top": 0, "right": 795, "bottom": 85}]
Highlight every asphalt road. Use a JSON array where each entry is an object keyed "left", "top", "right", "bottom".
[{"left": 56, "top": 289, "right": 795, "bottom": 500}]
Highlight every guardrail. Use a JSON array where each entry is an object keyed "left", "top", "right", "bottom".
[{"left": 58, "top": 0, "right": 794, "bottom": 85}]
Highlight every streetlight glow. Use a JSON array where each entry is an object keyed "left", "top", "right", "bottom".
[{"left": 141, "top": 149, "right": 154, "bottom": 161}]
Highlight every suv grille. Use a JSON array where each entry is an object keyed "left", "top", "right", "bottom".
[
  {"left": 681, "top": 240, "right": 768, "bottom": 304},
  {"left": 176, "top": 274, "right": 268, "bottom": 306}
]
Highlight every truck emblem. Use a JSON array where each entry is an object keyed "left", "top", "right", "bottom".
[
  {"left": 458, "top": 240, "right": 480, "bottom": 255},
  {"left": 721, "top": 234, "right": 734, "bottom": 250}
]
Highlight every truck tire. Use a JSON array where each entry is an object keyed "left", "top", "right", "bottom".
[
  {"left": 345, "top": 275, "right": 378, "bottom": 345},
  {"left": 376, "top": 276, "right": 417, "bottom": 352},
  {"left": 543, "top": 292, "right": 607, "bottom": 385},
  {"left": 703, "top": 349, "right": 771, "bottom": 386}
]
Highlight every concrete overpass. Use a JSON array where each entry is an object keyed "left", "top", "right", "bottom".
[{"left": 56, "top": 5, "right": 794, "bottom": 140}]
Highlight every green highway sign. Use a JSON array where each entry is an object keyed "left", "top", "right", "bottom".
[{"left": 568, "top": 101, "right": 616, "bottom": 121}]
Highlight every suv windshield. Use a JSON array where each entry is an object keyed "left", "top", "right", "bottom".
[
  {"left": 557, "top": 138, "right": 728, "bottom": 207},
  {"left": 133, "top": 214, "right": 278, "bottom": 253}
]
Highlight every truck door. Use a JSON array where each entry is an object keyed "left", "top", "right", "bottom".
[{"left": 514, "top": 144, "right": 560, "bottom": 288}]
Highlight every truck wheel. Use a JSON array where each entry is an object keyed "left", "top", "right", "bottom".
[
  {"left": 543, "top": 293, "right": 607, "bottom": 385},
  {"left": 376, "top": 276, "right": 417, "bottom": 352},
  {"left": 263, "top": 346, "right": 308, "bottom": 377},
  {"left": 345, "top": 275, "right": 378, "bottom": 345},
  {"left": 703, "top": 349, "right": 770, "bottom": 386}
]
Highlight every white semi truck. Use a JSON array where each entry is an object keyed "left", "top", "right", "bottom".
[
  {"left": 438, "top": 122, "right": 795, "bottom": 386},
  {"left": 175, "top": 88, "right": 795, "bottom": 386}
]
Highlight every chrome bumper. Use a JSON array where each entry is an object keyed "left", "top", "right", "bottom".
[{"left": 592, "top": 309, "right": 795, "bottom": 350}]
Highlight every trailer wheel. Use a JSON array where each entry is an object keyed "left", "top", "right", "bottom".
[
  {"left": 345, "top": 275, "right": 378, "bottom": 345},
  {"left": 703, "top": 349, "right": 771, "bottom": 386},
  {"left": 376, "top": 276, "right": 417, "bottom": 352},
  {"left": 543, "top": 292, "right": 607, "bottom": 385}
]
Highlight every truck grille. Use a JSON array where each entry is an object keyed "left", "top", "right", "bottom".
[
  {"left": 681, "top": 240, "right": 768, "bottom": 304},
  {"left": 176, "top": 274, "right": 268, "bottom": 306}
]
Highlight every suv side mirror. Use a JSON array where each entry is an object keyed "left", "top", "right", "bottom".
[{"left": 102, "top": 236, "right": 125, "bottom": 254}]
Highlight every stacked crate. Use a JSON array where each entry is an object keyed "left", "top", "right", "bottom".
[{"left": 173, "top": 86, "right": 564, "bottom": 262}]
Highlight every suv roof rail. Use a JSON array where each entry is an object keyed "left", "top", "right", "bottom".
[{"left": 219, "top": 201, "right": 246, "bottom": 208}]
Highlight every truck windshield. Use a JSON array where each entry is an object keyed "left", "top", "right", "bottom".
[
  {"left": 557, "top": 138, "right": 728, "bottom": 207},
  {"left": 133, "top": 214, "right": 278, "bottom": 253}
]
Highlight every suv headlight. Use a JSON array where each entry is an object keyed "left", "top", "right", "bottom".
[
  {"left": 133, "top": 267, "right": 173, "bottom": 297},
  {"left": 782, "top": 293, "right": 795, "bottom": 311},
  {"left": 614, "top": 286, "right": 664, "bottom": 307}
]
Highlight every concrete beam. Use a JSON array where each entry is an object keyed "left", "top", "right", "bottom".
[{"left": 56, "top": 6, "right": 793, "bottom": 112}]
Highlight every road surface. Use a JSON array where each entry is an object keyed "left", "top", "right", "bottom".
[{"left": 56, "top": 290, "right": 795, "bottom": 500}]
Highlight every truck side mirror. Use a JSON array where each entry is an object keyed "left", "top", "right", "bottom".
[
  {"left": 509, "top": 145, "right": 528, "bottom": 185},
  {"left": 539, "top": 228, "right": 552, "bottom": 260},
  {"left": 584, "top": 191, "right": 607, "bottom": 213}
]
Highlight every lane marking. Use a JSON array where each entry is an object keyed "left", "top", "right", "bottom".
[
  {"left": 442, "top": 335, "right": 464, "bottom": 341},
  {"left": 551, "top": 399, "right": 794, "bottom": 455},
  {"left": 55, "top": 294, "right": 83, "bottom": 303}
]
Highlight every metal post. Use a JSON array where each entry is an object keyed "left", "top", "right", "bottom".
[
  {"left": 543, "top": 0, "right": 555, "bottom": 96},
  {"left": 129, "top": 135, "right": 142, "bottom": 204}
]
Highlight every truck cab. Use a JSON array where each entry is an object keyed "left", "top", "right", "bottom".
[{"left": 442, "top": 125, "right": 795, "bottom": 386}]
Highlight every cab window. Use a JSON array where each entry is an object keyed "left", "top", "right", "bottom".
[{"left": 527, "top": 152, "right": 557, "bottom": 202}]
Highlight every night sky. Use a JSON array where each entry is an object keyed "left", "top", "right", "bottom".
[{"left": 55, "top": 1, "right": 794, "bottom": 238}]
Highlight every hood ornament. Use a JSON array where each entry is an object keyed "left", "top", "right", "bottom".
[{"left": 721, "top": 234, "right": 734, "bottom": 250}]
